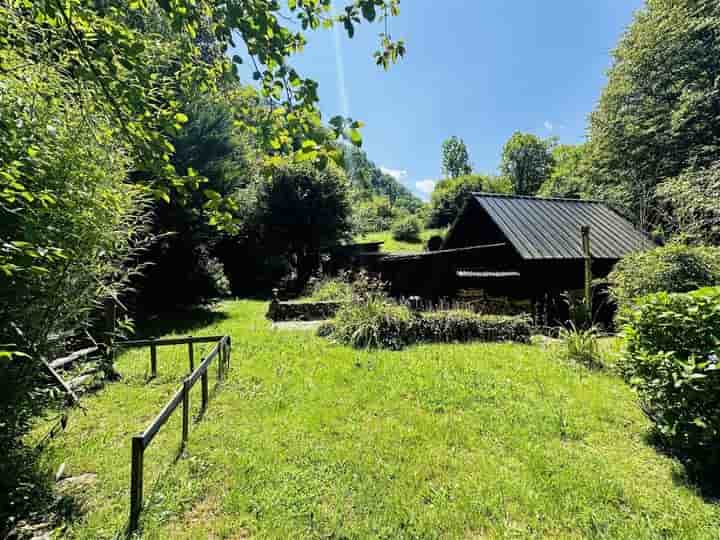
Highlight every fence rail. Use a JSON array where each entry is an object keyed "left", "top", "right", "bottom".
[
  {"left": 116, "top": 334, "right": 225, "bottom": 378},
  {"left": 123, "top": 334, "right": 232, "bottom": 532}
]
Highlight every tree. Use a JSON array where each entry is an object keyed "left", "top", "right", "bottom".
[
  {"left": 441, "top": 136, "right": 472, "bottom": 178},
  {"left": 247, "top": 161, "right": 352, "bottom": 290},
  {"left": 657, "top": 162, "right": 720, "bottom": 246},
  {"left": 1, "top": 0, "right": 406, "bottom": 236},
  {"left": 427, "top": 174, "right": 511, "bottom": 228},
  {"left": 587, "top": 0, "right": 720, "bottom": 229},
  {"left": 500, "top": 132, "right": 555, "bottom": 195},
  {"left": 538, "top": 144, "right": 590, "bottom": 199}
]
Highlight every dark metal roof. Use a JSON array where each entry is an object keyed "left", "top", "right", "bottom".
[{"left": 470, "top": 193, "right": 655, "bottom": 260}]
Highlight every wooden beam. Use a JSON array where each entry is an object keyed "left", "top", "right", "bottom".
[{"left": 49, "top": 346, "right": 98, "bottom": 369}]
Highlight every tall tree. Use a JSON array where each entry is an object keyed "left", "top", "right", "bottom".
[
  {"left": 441, "top": 136, "right": 472, "bottom": 178},
  {"left": 587, "top": 0, "right": 720, "bottom": 228},
  {"left": 500, "top": 132, "right": 555, "bottom": 196},
  {"left": 538, "top": 144, "right": 590, "bottom": 199},
  {"left": 427, "top": 174, "right": 511, "bottom": 228}
]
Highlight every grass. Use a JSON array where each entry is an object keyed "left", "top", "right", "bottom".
[
  {"left": 358, "top": 228, "right": 447, "bottom": 253},
  {"left": 37, "top": 300, "right": 719, "bottom": 539}
]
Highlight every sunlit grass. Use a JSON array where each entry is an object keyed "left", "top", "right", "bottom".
[
  {"left": 357, "top": 228, "right": 447, "bottom": 253},
  {"left": 41, "top": 300, "right": 719, "bottom": 539}
]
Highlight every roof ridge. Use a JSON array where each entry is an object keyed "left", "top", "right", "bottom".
[{"left": 471, "top": 192, "right": 604, "bottom": 204}]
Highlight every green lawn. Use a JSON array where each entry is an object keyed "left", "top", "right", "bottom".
[
  {"left": 357, "top": 228, "right": 447, "bottom": 253},
  {"left": 40, "top": 301, "right": 719, "bottom": 539}
]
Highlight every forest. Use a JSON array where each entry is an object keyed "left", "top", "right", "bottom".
[{"left": 1, "top": 0, "right": 720, "bottom": 537}]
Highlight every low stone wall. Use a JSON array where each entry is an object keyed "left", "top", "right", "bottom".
[{"left": 266, "top": 300, "right": 345, "bottom": 322}]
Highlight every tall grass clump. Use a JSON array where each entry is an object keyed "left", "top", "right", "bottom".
[{"left": 559, "top": 323, "right": 602, "bottom": 369}]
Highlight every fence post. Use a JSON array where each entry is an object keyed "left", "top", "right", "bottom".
[
  {"left": 201, "top": 369, "right": 208, "bottom": 411},
  {"left": 130, "top": 436, "right": 144, "bottom": 532},
  {"left": 218, "top": 342, "right": 224, "bottom": 382},
  {"left": 150, "top": 341, "right": 157, "bottom": 378},
  {"left": 187, "top": 339, "right": 194, "bottom": 373},
  {"left": 182, "top": 378, "right": 190, "bottom": 448},
  {"left": 227, "top": 336, "right": 231, "bottom": 371}
]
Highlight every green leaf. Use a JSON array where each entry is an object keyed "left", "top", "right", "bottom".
[{"left": 174, "top": 112, "right": 189, "bottom": 124}]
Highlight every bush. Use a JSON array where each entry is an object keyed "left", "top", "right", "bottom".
[
  {"left": 391, "top": 216, "right": 422, "bottom": 243},
  {"left": 609, "top": 244, "right": 720, "bottom": 310},
  {"left": 308, "top": 277, "right": 353, "bottom": 302},
  {"left": 620, "top": 286, "right": 720, "bottom": 468},
  {"left": 328, "top": 300, "right": 531, "bottom": 350}
]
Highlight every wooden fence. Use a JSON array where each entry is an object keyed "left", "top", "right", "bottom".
[{"left": 116, "top": 335, "right": 232, "bottom": 532}]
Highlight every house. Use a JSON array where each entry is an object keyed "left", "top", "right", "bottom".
[{"left": 380, "top": 193, "right": 655, "bottom": 320}]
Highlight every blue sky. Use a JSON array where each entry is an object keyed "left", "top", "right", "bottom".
[{"left": 240, "top": 1, "right": 644, "bottom": 200}]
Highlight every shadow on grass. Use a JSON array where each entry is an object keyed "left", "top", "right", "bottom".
[
  {"left": 133, "top": 307, "right": 230, "bottom": 339},
  {"left": 644, "top": 430, "right": 720, "bottom": 502}
]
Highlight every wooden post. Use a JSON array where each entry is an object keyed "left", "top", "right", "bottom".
[
  {"left": 581, "top": 226, "right": 592, "bottom": 313},
  {"left": 201, "top": 370, "right": 208, "bottom": 411},
  {"left": 182, "top": 378, "right": 190, "bottom": 447},
  {"left": 187, "top": 339, "right": 194, "bottom": 373},
  {"left": 130, "top": 436, "right": 144, "bottom": 532},
  {"left": 226, "top": 337, "right": 231, "bottom": 371},
  {"left": 150, "top": 342, "right": 157, "bottom": 378}
]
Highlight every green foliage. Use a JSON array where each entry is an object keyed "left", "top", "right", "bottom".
[
  {"left": 340, "top": 145, "right": 422, "bottom": 234},
  {"left": 357, "top": 228, "right": 446, "bottom": 253},
  {"left": 244, "top": 160, "right": 352, "bottom": 289},
  {"left": 560, "top": 324, "right": 602, "bottom": 369},
  {"left": 588, "top": 1, "right": 720, "bottom": 228},
  {"left": 657, "top": 162, "right": 720, "bottom": 246},
  {"left": 0, "top": 61, "right": 148, "bottom": 527},
  {"left": 426, "top": 174, "right": 511, "bottom": 228},
  {"left": 329, "top": 299, "right": 531, "bottom": 350},
  {"left": 538, "top": 144, "right": 591, "bottom": 199},
  {"left": 609, "top": 244, "right": 720, "bottom": 310},
  {"left": 620, "top": 286, "right": 720, "bottom": 468},
  {"left": 331, "top": 296, "right": 413, "bottom": 350},
  {"left": 441, "top": 136, "right": 472, "bottom": 178},
  {"left": 352, "top": 196, "right": 398, "bottom": 234},
  {"left": 308, "top": 277, "right": 353, "bottom": 302},
  {"left": 391, "top": 215, "right": 422, "bottom": 243},
  {"left": 500, "top": 132, "right": 555, "bottom": 195},
  {"left": 1, "top": 0, "right": 405, "bottom": 230}
]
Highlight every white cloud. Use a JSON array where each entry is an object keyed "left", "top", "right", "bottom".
[
  {"left": 415, "top": 179, "right": 436, "bottom": 196},
  {"left": 380, "top": 166, "right": 408, "bottom": 181},
  {"left": 544, "top": 121, "right": 554, "bottom": 131}
]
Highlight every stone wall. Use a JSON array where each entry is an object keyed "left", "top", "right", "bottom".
[{"left": 266, "top": 300, "right": 345, "bottom": 322}]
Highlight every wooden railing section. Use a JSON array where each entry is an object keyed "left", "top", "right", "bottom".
[{"left": 116, "top": 335, "right": 232, "bottom": 532}]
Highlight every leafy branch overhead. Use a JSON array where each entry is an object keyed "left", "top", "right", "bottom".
[{"left": 1, "top": 0, "right": 405, "bottom": 231}]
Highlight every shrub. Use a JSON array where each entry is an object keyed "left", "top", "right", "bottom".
[
  {"left": 620, "top": 286, "right": 720, "bottom": 468},
  {"left": 328, "top": 301, "right": 531, "bottom": 350},
  {"left": 609, "top": 244, "right": 720, "bottom": 310},
  {"left": 391, "top": 216, "right": 422, "bottom": 243},
  {"left": 308, "top": 277, "right": 353, "bottom": 302}
]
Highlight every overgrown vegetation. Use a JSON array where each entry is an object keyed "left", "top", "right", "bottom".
[
  {"left": 391, "top": 215, "right": 422, "bottom": 243},
  {"left": 326, "top": 297, "right": 531, "bottom": 350},
  {"left": 609, "top": 244, "right": 720, "bottom": 311},
  {"left": 620, "top": 286, "right": 720, "bottom": 481}
]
